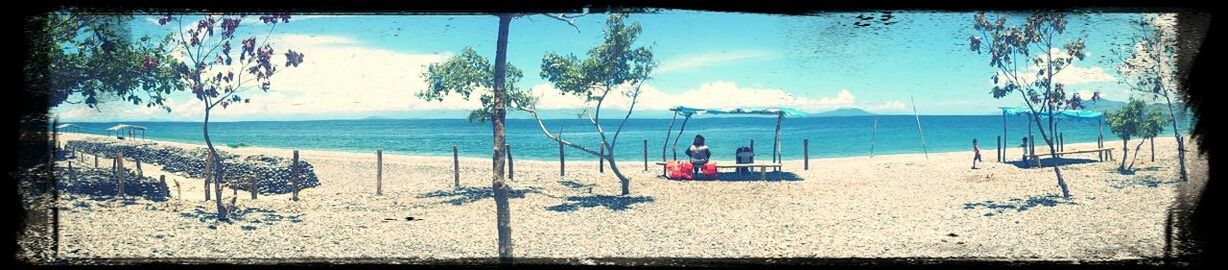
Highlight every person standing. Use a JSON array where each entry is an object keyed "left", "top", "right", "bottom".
[{"left": 972, "top": 139, "right": 982, "bottom": 169}]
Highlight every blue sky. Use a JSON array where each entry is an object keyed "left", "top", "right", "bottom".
[{"left": 53, "top": 11, "right": 1161, "bottom": 122}]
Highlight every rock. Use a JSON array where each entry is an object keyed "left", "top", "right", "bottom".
[{"left": 66, "top": 138, "right": 320, "bottom": 195}]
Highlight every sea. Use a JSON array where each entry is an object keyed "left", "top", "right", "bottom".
[{"left": 63, "top": 115, "right": 1192, "bottom": 162}]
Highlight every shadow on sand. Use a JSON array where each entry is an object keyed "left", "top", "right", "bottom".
[
  {"left": 1006, "top": 157, "right": 1101, "bottom": 169},
  {"left": 179, "top": 206, "right": 303, "bottom": 225},
  {"left": 665, "top": 171, "right": 804, "bottom": 182},
  {"left": 1111, "top": 174, "right": 1181, "bottom": 189},
  {"left": 417, "top": 186, "right": 541, "bottom": 206},
  {"left": 963, "top": 194, "right": 1077, "bottom": 216},
  {"left": 545, "top": 195, "right": 655, "bottom": 212}
]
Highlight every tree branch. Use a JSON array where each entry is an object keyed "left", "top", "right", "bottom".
[{"left": 518, "top": 107, "right": 604, "bottom": 157}]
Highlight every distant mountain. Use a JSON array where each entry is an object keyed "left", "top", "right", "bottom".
[
  {"left": 812, "top": 108, "right": 877, "bottom": 117},
  {"left": 1081, "top": 98, "right": 1185, "bottom": 115},
  {"left": 1080, "top": 98, "right": 1127, "bottom": 113}
]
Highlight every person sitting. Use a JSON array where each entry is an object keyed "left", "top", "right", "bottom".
[
  {"left": 685, "top": 134, "right": 711, "bottom": 177},
  {"left": 1020, "top": 137, "right": 1028, "bottom": 161}
]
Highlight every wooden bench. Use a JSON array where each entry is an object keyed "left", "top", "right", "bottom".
[
  {"left": 655, "top": 161, "right": 783, "bottom": 180},
  {"left": 1026, "top": 147, "right": 1115, "bottom": 168}
]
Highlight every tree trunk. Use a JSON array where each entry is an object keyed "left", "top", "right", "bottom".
[
  {"left": 203, "top": 102, "right": 227, "bottom": 220},
  {"left": 490, "top": 13, "right": 514, "bottom": 264},
  {"left": 1121, "top": 139, "right": 1129, "bottom": 171},
  {"left": 606, "top": 153, "right": 631, "bottom": 195},
  {"left": 1161, "top": 94, "right": 1188, "bottom": 182},
  {"left": 1130, "top": 139, "right": 1146, "bottom": 171}
]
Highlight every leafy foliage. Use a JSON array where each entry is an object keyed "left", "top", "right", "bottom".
[
  {"left": 971, "top": 12, "right": 1085, "bottom": 112},
  {"left": 159, "top": 14, "right": 304, "bottom": 110},
  {"left": 539, "top": 14, "right": 655, "bottom": 102},
  {"left": 1108, "top": 98, "right": 1168, "bottom": 143},
  {"left": 43, "top": 12, "right": 183, "bottom": 111},
  {"left": 418, "top": 47, "right": 534, "bottom": 123}
]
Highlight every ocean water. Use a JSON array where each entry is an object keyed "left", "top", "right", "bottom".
[{"left": 63, "top": 115, "right": 1192, "bottom": 162}]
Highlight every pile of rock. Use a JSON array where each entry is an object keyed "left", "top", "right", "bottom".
[
  {"left": 56, "top": 166, "right": 170, "bottom": 201},
  {"left": 65, "top": 139, "right": 320, "bottom": 194}
]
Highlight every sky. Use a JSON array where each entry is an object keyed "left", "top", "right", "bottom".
[{"left": 50, "top": 10, "right": 1174, "bottom": 122}]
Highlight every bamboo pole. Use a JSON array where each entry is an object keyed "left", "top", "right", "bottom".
[
  {"left": 672, "top": 115, "right": 691, "bottom": 161},
  {"left": 662, "top": 112, "right": 677, "bottom": 177},
  {"left": 871, "top": 117, "right": 878, "bottom": 158},
  {"left": 911, "top": 96, "right": 929, "bottom": 159}
]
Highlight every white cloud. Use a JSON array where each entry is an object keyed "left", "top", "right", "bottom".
[
  {"left": 657, "top": 50, "right": 777, "bottom": 74},
  {"left": 866, "top": 100, "right": 907, "bottom": 112},
  {"left": 56, "top": 33, "right": 458, "bottom": 121},
  {"left": 525, "top": 81, "right": 869, "bottom": 113},
  {"left": 1052, "top": 65, "right": 1116, "bottom": 85}
]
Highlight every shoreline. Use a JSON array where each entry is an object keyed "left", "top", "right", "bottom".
[{"left": 58, "top": 132, "right": 1124, "bottom": 165}]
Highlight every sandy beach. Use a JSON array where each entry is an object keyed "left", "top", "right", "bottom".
[{"left": 50, "top": 133, "right": 1207, "bottom": 262}]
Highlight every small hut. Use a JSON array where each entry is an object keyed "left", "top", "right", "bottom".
[
  {"left": 107, "top": 124, "right": 147, "bottom": 141},
  {"left": 55, "top": 124, "right": 81, "bottom": 133}
]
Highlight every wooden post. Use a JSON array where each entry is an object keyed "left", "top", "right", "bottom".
[
  {"left": 136, "top": 158, "right": 143, "bottom": 178},
  {"left": 291, "top": 150, "right": 300, "bottom": 201},
  {"left": 94, "top": 154, "right": 98, "bottom": 168},
  {"left": 453, "top": 145, "right": 460, "bottom": 188},
  {"left": 205, "top": 153, "right": 213, "bottom": 201},
  {"left": 1002, "top": 109, "right": 1007, "bottom": 161},
  {"left": 750, "top": 139, "right": 755, "bottom": 155},
  {"left": 599, "top": 144, "right": 605, "bottom": 173},
  {"left": 376, "top": 150, "right": 383, "bottom": 195},
  {"left": 997, "top": 136, "right": 1002, "bottom": 163},
  {"left": 803, "top": 139, "right": 809, "bottom": 170},
  {"left": 558, "top": 140, "right": 565, "bottom": 177},
  {"left": 116, "top": 152, "right": 125, "bottom": 199},
  {"left": 250, "top": 176, "right": 257, "bottom": 200},
  {"left": 1029, "top": 134, "right": 1036, "bottom": 168},
  {"left": 506, "top": 144, "right": 514, "bottom": 181},
  {"left": 642, "top": 139, "right": 648, "bottom": 171},
  {"left": 773, "top": 113, "right": 782, "bottom": 165}
]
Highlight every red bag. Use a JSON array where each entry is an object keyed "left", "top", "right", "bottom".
[
  {"left": 666, "top": 161, "right": 688, "bottom": 180},
  {"left": 679, "top": 162, "right": 694, "bottom": 180},
  {"left": 702, "top": 162, "right": 717, "bottom": 177}
]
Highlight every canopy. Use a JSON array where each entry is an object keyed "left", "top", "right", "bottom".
[
  {"left": 670, "top": 106, "right": 807, "bottom": 117},
  {"left": 1000, "top": 107, "right": 1103, "bottom": 119},
  {"left": 661, "top": 106, "right": 801, "bottom": 175},
  {"left": 106, "top": 124, "right": 147, "bottom": 131},
  {"left": 56, "top": 124, "right": 80, "bottom": 129}
]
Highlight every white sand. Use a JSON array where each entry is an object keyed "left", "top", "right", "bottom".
[{"left": 52, "top": 133, "right": 1207, "bottom": 261}]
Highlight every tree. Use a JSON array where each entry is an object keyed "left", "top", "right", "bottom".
[
  {"left": 968, "top": 12, "right": 1086, "bottom": 199},
  {"left": 42, "top": 11, "right": 183, "bottom": 110},
  {"left": 417, "top": 11, "right": 591, "bottom": 263},
  {"left": 158, "top": 14, "right": 304, "bottom": 220},
  {"left": 1111, "top": 14, "right": 1189, "bottom": 181},
  {"left": 1107, "top": 98, "right": 1168, "bottom": 171},
  {"left": 519, "top": 13, "right": 655, "bottom": 196}
]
